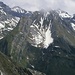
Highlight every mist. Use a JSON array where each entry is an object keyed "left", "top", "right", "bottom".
[{"left": 1, "top": 0, "right": 75, "bottom": 15}]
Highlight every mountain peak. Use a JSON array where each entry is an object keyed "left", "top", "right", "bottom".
[
  {"left": 12, "top": 6, "right": 26, "bottom": 13},
  {"left": 56, "top": 9, "right": 71, "bottom": 18}
]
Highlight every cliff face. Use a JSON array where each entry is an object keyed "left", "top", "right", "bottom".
[{"left": 0, "top": 10, "right": 75, "bottom": 75}]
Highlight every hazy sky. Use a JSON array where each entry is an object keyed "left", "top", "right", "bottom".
[{"left": 0, "top": 0, "right": 75, "bottom": 15}]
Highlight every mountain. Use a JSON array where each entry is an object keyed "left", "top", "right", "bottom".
[
  {"left": 0, "top": 2, "right": 46, "bottom": 75},
  {"left": 11, "top": 6, "right": 27, "bottom": 13},
  {"left": 1, "top": 1, "right": 75, "bottom": 75},
  {"left": 0, "top": 52, "right": 45, "bottom": 75},
  {"left": 0, "top": 1, "right": 32, "bottom": 17},
  {"left": 0, "top": 52, "right": 19, "bottom": 75},
  {"left": 0, "top": 9, "right": 75, "bottom": 75},
  {"left": 11, "top": 6, "right": 32, "bottom": 17},
  {"left": 0, "top": 1, "right": 20, "bottom": 39},
  {"left": 0, "top": 1, "right": 32, "bottom": 40}
]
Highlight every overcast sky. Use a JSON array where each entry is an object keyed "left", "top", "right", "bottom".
[{"left": 0, "top": 0, "right": 75, "bottom": 15}]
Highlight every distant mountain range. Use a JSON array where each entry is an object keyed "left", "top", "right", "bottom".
[{"left": 0, "top": 1, "right": 75, "bottom": 75}]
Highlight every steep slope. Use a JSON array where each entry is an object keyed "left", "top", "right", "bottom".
[
  {"left": 11, "top": 6, "right": 32, "bottom": 17},
  {"left": 0, "top": 10, "right": 75, "bottom": 75},
  {"left": 0, "top": 1, "right": 32, "bottom": 17},
  {"left": 0, "top": 1, "right": 20, "bottom": 39},
  {"left": 0, "top": 51, "right": 22, "bottom": 75},
  {"left": 0, "top": 1, "right": 33, "bottom": 40},
  {"left": 0, "top": 51, "right": 45, "bottom": 75},
  {"left": 11, "top": 6, "right": 27, "bottom": 13}
]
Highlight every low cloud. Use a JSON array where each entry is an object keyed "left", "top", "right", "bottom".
[{"left": 1, "top": 0, "right": 75, "bottom": 15}]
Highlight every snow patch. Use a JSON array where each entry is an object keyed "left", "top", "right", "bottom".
[
  {"left": 29, "top": 20, "right": 53, "bottom": 48},
  {"left": 44, "top": 12, "right": 50, "bottom": 18},
  {"left": 40, "top": 17, "right": 44, "bottom": 26},
  {"left": 30, "top": 64, "right": 35, "bottom": 68},
  {"left": 0, "top": 23, "right": 5, "bottom": 29},
  {"left": 0, "top": 9, "right": 6, "bottom": 15},
  {"left": 0, "top": 17, "right": 19, "bottom": 31},
  {"left": 27, "top": 56, "right": 29, "bottom": 60},
  {"left": 55, "top": 46, "right": 60, "bottom": 48},
  {"left": 0, "top": 37, "right": 3, "bottom": 40},
  {"left": 34, "top": 35, "right": 43, "bottom": 45},
  {"left": 0, "top": 17, "right": 19, "bottom": 40},
  {"left": 44, "top": 23, "right": 53, "bottom": 48},
  {"left": 7, "top": 28, "right": 13, "bottom": 31},
  {"left": 0, "top": 6, "right": 2, "bottom": 8},
  {"left": 59, "top": 13, "right": 71, "bottom": 18},
  {"left": 71, "top": 23, "right": 75, "bottom": 30},
  {"left": 26, "top": 11, "right": 30, "bottom": 14},
  {"left": 30, "top": 25, "right": 34, "bottom": 28},
  {"left": 12, "top": 6, "right": 25, "bottom": 13},
  {"left": 0, "top": 70, "right": 3, "bottom": 75},
  {"left": 57, "top": 10, "right": 71, "bottom": 18}
]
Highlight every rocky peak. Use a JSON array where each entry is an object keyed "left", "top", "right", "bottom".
[{"left": 11, "top": 6, "right": 27, "bottom": 13}]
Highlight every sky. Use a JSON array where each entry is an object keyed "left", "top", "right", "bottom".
[{"left": 0, "top": 0, "right": 75, "bottom": 15}]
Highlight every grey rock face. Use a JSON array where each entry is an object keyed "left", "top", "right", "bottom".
[
  {"left": 0, "top": 1, "right": 32, "bottom": 39},
  {"left": 1, "top": 2, "right": 75, "bottom": 75},
  {"left": 5, "top": 10, "right": 75, "bottom": 75}
]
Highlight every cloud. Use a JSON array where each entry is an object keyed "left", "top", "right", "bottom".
[{"left": 0, "top": 0, "right": 75, "bottom": 15}]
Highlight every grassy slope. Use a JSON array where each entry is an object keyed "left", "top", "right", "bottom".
[
  {"left": 0, "top": 52, "right": 20, "bottom": 75},
  {"left": 0, "top": 16, "right": 75, "bottom": 75}
]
